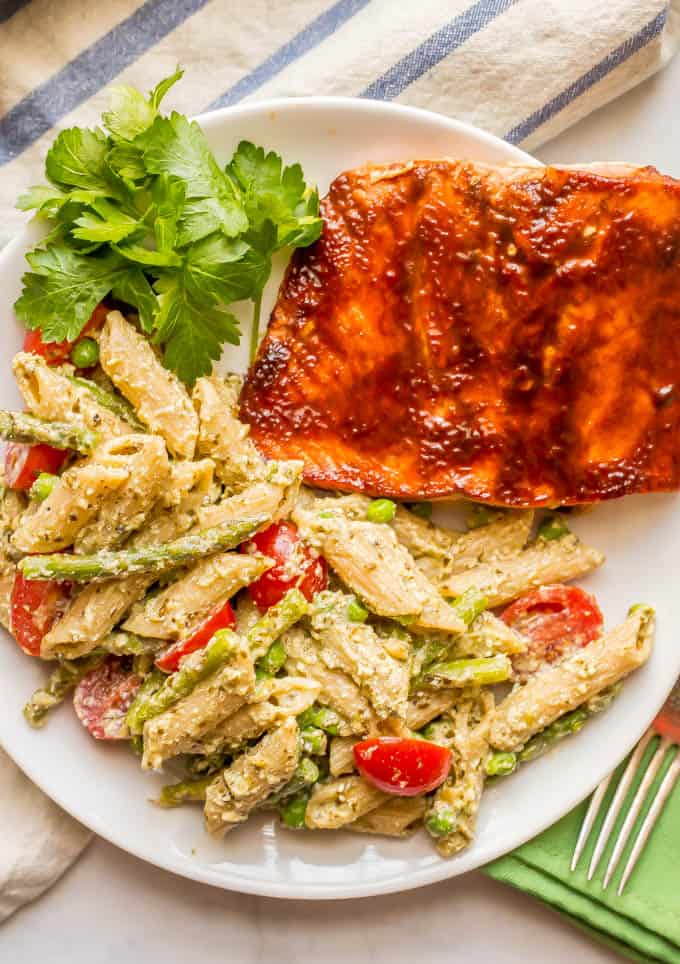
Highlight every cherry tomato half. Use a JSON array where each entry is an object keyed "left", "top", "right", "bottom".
[
  {"left": 241, "top": 521, "right": 327, "bottom": 611},
  {"left": 502, "top": 584, "right": 603, "bottom": 679},
  {"left": 22, "top": 302, "right": 109, "bottom": 366},
  {"left": 10, "top": 572, "right": 72, "bottom": 657},
  {"left": 155, "top": 599, "right": 237, "bottom": 672},
  {"left": 73, "top": 657, "right": 141, "bottom": 740},
  {"left": 4, "top": 442, "right": 68, "bottom": 491},
  {"left": 353, "top": 737, "right": 452, "bottom": 797}
]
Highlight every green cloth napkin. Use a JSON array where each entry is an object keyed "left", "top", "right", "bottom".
[{"left": 485, "top": 739, "right": 680, "bottom": 963}]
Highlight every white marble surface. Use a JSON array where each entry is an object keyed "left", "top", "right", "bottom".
[{"left": 5, "top": 54, "right": 680, "bottom": 964}]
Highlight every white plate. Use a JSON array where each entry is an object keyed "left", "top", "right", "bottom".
[{"left": 0, "top": 97, "right": 677, "bottom": 900}]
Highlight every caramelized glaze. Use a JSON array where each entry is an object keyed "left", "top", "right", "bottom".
[{"left": 240, "top": 161, "right": 680, "bottom": 506}]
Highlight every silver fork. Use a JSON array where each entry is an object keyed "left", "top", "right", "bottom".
[{"left": 570, "top": 681, "right": 680, "bottom": 895}]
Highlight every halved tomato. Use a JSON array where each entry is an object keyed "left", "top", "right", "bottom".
[
  {"left": 241, "top": 521, "right": 327, "bottom": 611},
  {"left": 353, "top": 737, "right": 452, "bottom": 797},
  {"left": 502, "top": 584, "right": 603, "bottom": 679},
  {"left": 155, "top": 599, "right": 236, "bottom": 672},
  {"left": 73, "top": 657, "right": 141, "bottom": 740},
  {"left": 10, "top": 572, "right": 72, "bottom": 656},
  {"left": 4, "top": 442, "right": 68, "bottom": 491},
  {"left": 22, "top": 302, "right": 109, "bottom": 365}
]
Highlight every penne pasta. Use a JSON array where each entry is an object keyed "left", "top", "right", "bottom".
[
  {"left": 490, "top": 606, "right": 655, "bottom": 752},
  {"left": 99, "top": 311, "right": 198, "bottom": 459},
  {"left": 204, "top": 718, "right": 300, "bottom": 837}
]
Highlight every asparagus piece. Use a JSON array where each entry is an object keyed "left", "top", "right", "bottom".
[
  {"left": 297, "top": 704, "right": 344, "bottom": 736},
  {"left": 125, "top": 668, "right": 166, "bottom": 735},
  {"left": 537, "top": 514, "right": 570, "bottom": 542},
  {"left": 24, "top": 650, "right": 107, "bottom": 727},
  {"left": 127, "top": 634, "right": 238, "bottom": 735},
  {"left": 0, "top": 410, "right": 99, "bottom": 454},
  {"left": 415, "top": 588, "right": 488, "bottom": 674},
  {"left": 279, "top": 793, "right": 310, "bottom": 828},
  {"left": 29, "top": 472, "right": 59, "bottom": 502},
  {"left": 185, "top": 752, "right": 227, "bottom": 779},
  {"left": 424, "top": 654, "right": 511, "bottom": 689},
  {"left": 67, "top": 374, "right": 145, "bottom": 430},
  {"left": 19, "top": 516, "right": 268, "bottom": 583},
  {"left": 300, "top": 725, "right": 328, "bottom": 756},
  {"left": 485, "top": 687, "right": 622, "bottom": 778},
  {"left": 256, "top": 637, "right": 287, "bottom": 678},
  {"left": 246, "top": 588, "right": 308, "bottom": 659},
  {"left": 100, "top": 631, "right": 165, "bottom": 657},
  {"left": 269, "top": 757, "right": 320, "bottom": 808},
  {"left": 158, "top": 775, "right": 214, "bottom": 807}
]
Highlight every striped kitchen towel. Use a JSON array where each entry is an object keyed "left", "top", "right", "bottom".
[
  {"left": 0, "top": 0, "right": 679, "bottom": 922},
  {"left": 1, "top": 0, "right": 679, "bottom": 248}
]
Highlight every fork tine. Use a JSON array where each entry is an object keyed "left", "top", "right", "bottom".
[
  {"left": 617, "top": 751, "right": 680, "bottom": 895},
  {"left": 602, "top": 736, "right": 672, "bottom": 890},
  {"left": 587, "top": 729, "right": 654, "bottom": 881},
  {"left": 571, "top": 773, "right": 613, "bottom": 870}
]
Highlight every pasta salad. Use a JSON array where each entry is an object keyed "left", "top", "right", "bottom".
[{"left": 1, "top": 307, "right": 654, "bottom": 854}]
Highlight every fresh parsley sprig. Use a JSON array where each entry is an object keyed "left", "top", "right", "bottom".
[{"left": 14, "top": 69, "right": 323, "bottom": 384}]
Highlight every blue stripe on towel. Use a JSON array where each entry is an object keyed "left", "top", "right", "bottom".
[
  {"left": 209, "top": 0, "right": 371, "bottom": 110},
  {"left": 0, "top": 0, "right": 211, "bottom": 165},
  {"left": 0, "top": 0, "right": 30, "bottom": 23},
  {"left": 361, "top": 0, "right": 518, "bottom": 100},
  {"left": 506, "top": 8, "right": 667, "bottom": 144}
]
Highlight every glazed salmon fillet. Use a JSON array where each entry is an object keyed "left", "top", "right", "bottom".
[{"left": 240, "top": 160, "right": 680, "bottom": 507}]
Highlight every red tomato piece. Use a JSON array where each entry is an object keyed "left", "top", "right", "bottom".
[
  {"left": 10, "top": 572, "right": 72, "bottom": 657},
  {"left": 22, "top": 302, "right": 109, "bottom": 366},
  {"left": 4, "top": 442, "right": 68, "bottom": 491},
  {"left": 241, "top": 521, "right": 327, "bottom": 611},
  {"left": 502, "top": 584, "right": 603, "bottom": 679},
  {"left": 155, "top": 599, "right": 237, "bottom": 672},
  {"left": 73, "top": 657, "right": 141, "bottom": 740},
  {"left": 353, "top": 737, "right": 452, "bottom": 797},
  {"left": 22, "top": 329, "right": 72, "bottom": 364}
]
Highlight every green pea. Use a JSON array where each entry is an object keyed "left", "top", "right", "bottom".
[
  {"left": 409, "top": 502, "right": 433, "bottom": 520},
  {"left": 29, "top": 472, "right": 59, "bottom": 502},
  {"left": 279, "top": 792, "right": 309, "bottom": 829},
  {"left": 425, "top": 808, "right": 457, "bottom": 837},
  {"left": 537, "top": 514, "right": 570, "bottom": 541},
  {"left": 346, "top": 597, "right": 369, "bottom": 623},
  {"left": 366, "top": 498, "right": 396, "bottom": 524},
  {"left": 485, "top": 751, "right": 518, "bottom": 777},
  {"left": 70, "top": 337, "right": 100, "bottom": 369}
]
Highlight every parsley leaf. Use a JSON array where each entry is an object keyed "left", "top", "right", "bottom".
[
  {"left": 15, "top": 246, "right": 132, "bottom": 341},
  {"left": 13, "top": 70, "right": 322, "bottom": 385},
  {"left": 45, "top": 128, "right": 123, "bottom": 199},
  {"left": 154, "top": 273, "right": 240, "bottom": 383},
  {"left": 227, "top": 140, "right": 323, "bottom": 248},
  {"left": 103, "top": 67, "right": 183, "bottom": 143}
]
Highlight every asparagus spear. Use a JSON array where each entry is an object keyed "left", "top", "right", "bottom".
[
  {"left": 24, "top": 650, "right": 107, "bottom": 727},
  {"left": 424, "top": 654, "right": 511, "bottom": 688},
  {"left": 485, "top": 685, "right": 623, "bottom": 777},
  {"left": 128, "top": 589, "right": 308, "bottom": 733},
  {"left": 66, "top": 375, "right": 145, "bottom": 430},
  {"left": 255, "top": 637, "right": 287, "bottom": 678},
  {"left": 415, "top": 587, "right": 488, "bottom": 673},
  {"left": 126, "top": 634, "right": 238, "bottom": 735},
  {"left": 0, "top": 410, "right": 100, "bottom": 454},
  {"left": 158, "top": 775, "right": 214, "bottom": 807},
  {"left": 19, "top": 516, "right": 268, "bottom": 583},
  {"left": 247, "top": 588, "right": 309, "bottom": 659}
]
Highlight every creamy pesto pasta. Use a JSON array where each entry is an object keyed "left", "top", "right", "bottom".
[{"left": 2, "top": 309, "right": 654, "bottom": 856}]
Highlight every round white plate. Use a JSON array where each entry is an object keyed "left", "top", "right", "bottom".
[{"left": 0, "top": 98, "right": 677, "bottom": 900}]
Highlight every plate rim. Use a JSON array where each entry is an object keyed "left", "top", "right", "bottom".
[{"left": 0, "top": 95, "right": 672, "bottom": 900}]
